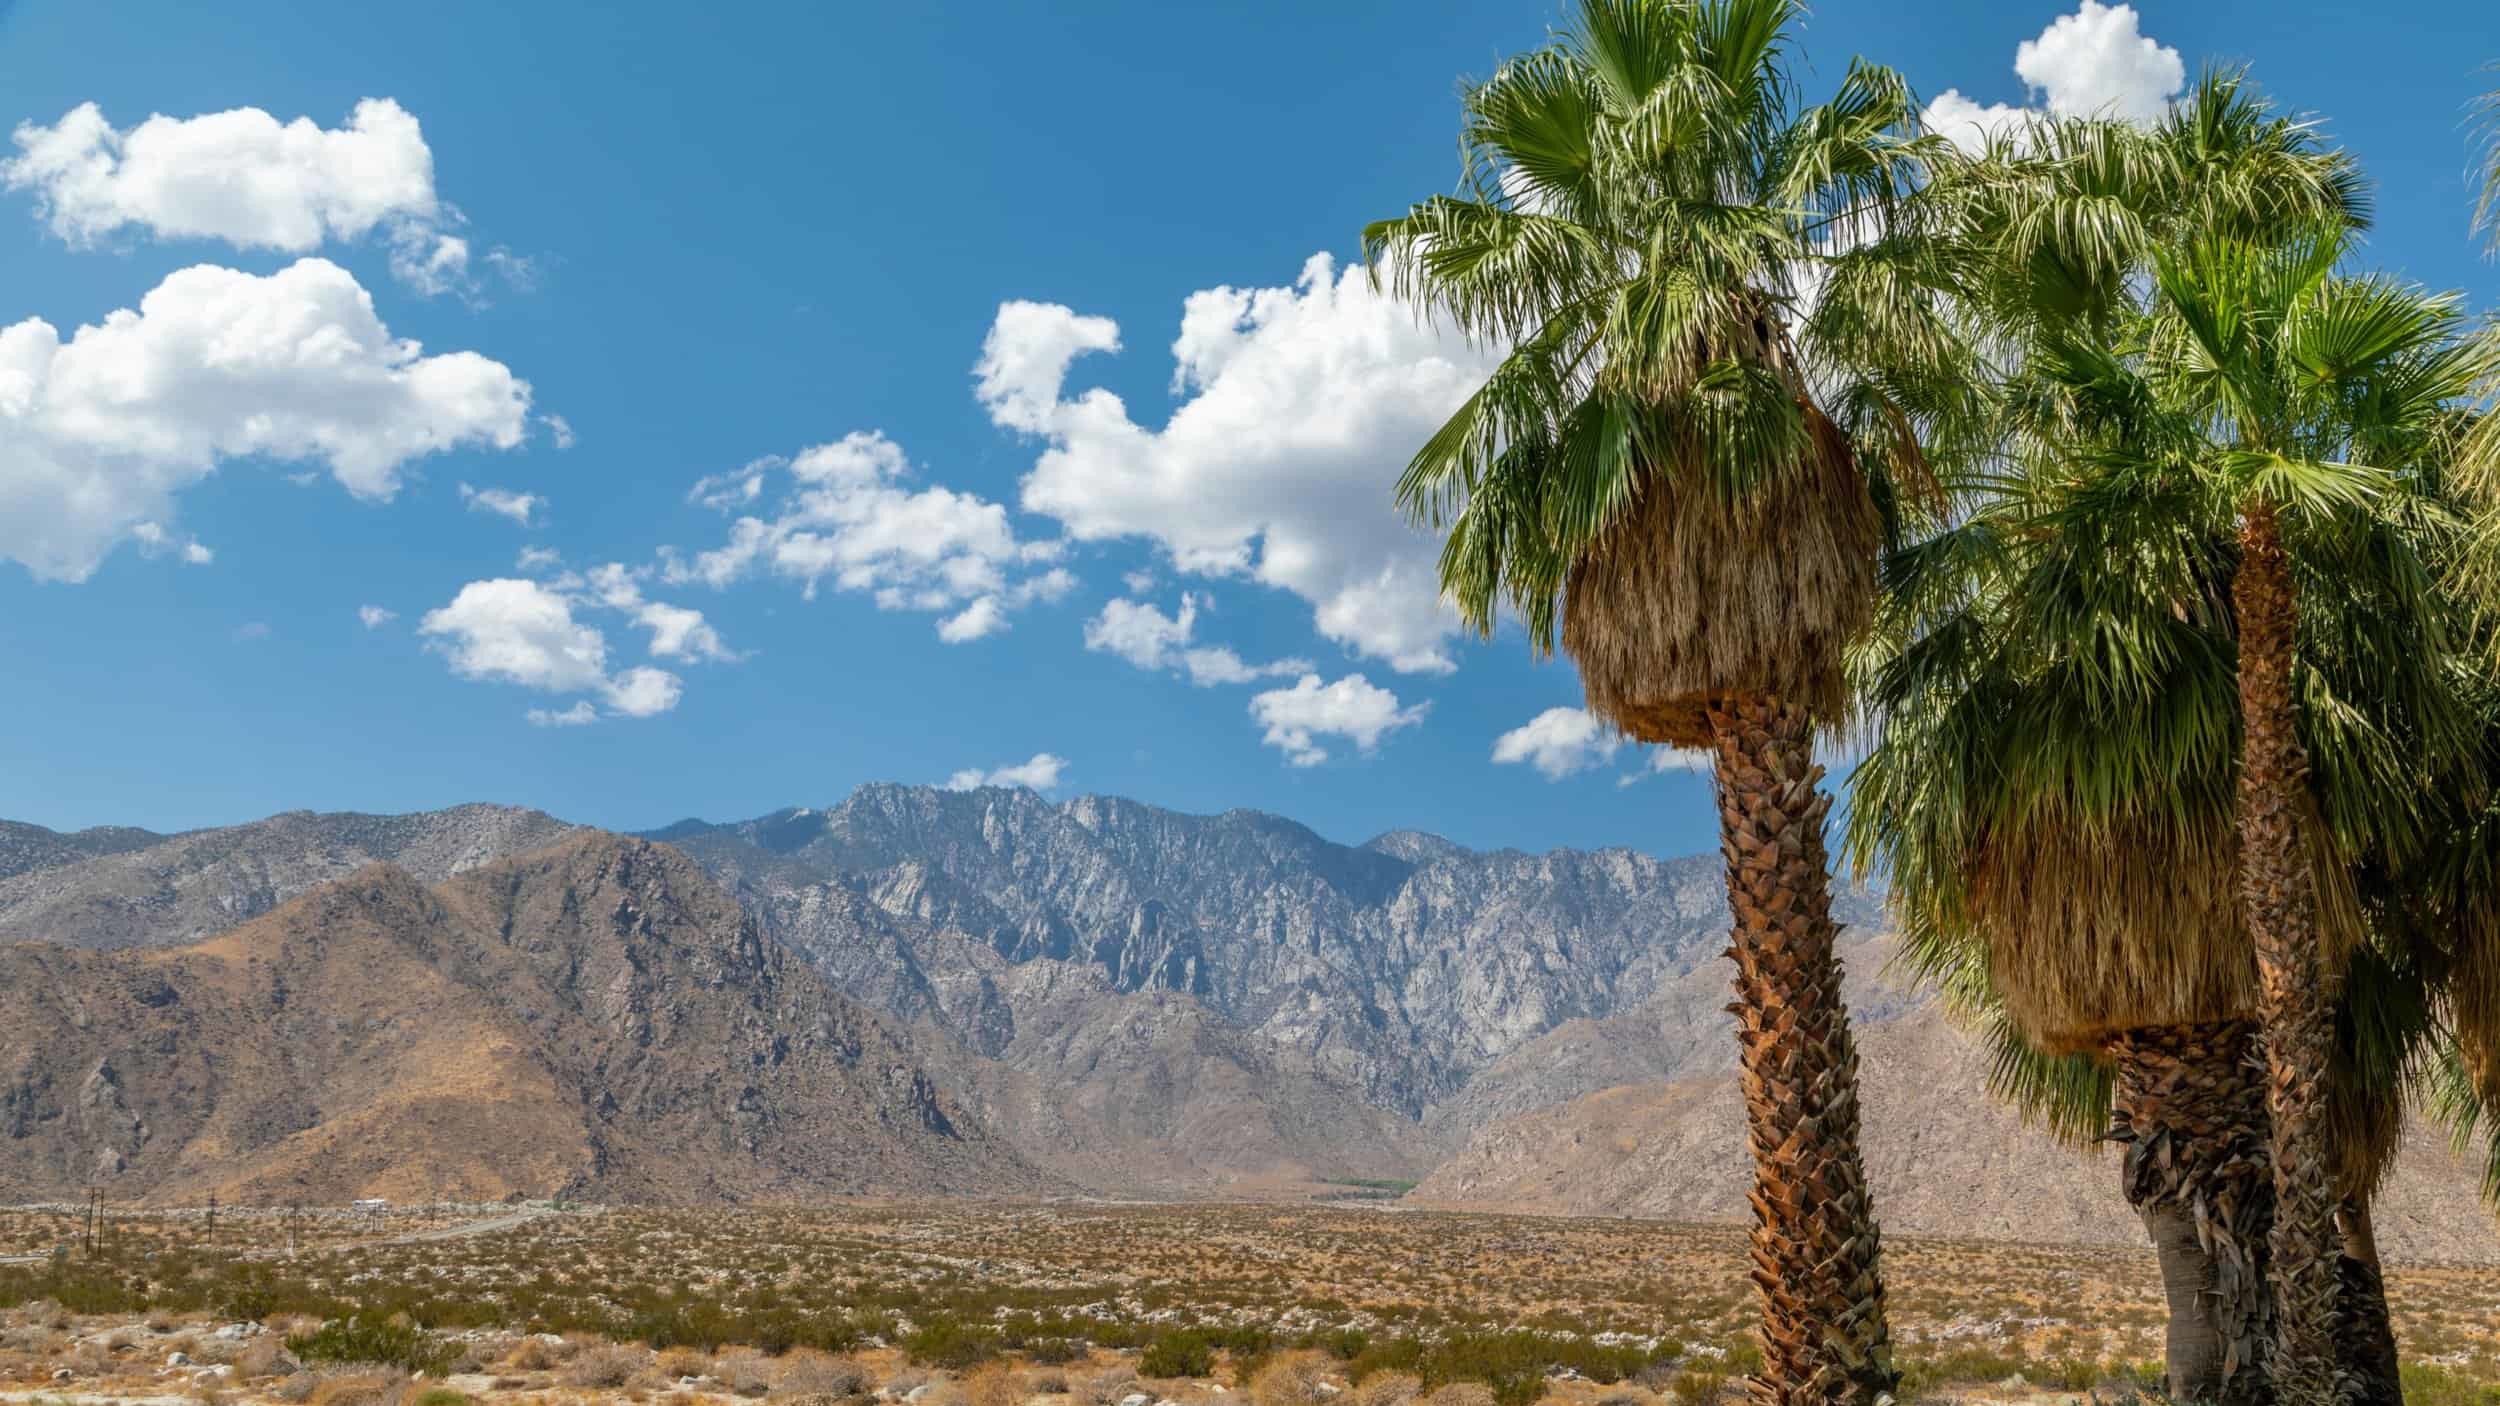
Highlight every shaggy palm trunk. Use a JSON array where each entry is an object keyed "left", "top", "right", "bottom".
[
  {"left": 2235, "top": 500, "right": 2342, "bottom": 1406},
  {"left": 2105, "top": 1022, "right": 2273, "bottom": 1406},
  {"left": 1703, "top": 693, "right": 1893, "bottom": 1406},
  {"left": 2335, "top": 1197, "right": 2402, "bottom": 1406}
]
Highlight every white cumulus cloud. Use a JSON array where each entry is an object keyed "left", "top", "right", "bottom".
[
  {"left": 1617, "top": 746, "right": 1715, "bottom": 787},
  {"left": 579, "top": 561, "right": 737, "bottom": 662},
  {"left": 127, "top": 520, "right": 212, "bottom": 566},
  {"left": 1923, "top": 2, "right": 2184, "bottom": 150},
  {"left": 0, "top": 257, "right": 533, "bottom": 582},
  {"left": 417, "top": 577, "right": 690, "bottom": 723},
  {"left": 944, "top": 752, "right": 1068, "bottom": 792},
  {"left": 1, "top": 98, "right": 513, "bottom": 298},
  {"left": 1248, "top": 672, "right": 1426, "bottom": 767},
  {"left": 979, "top": 253, "right": 1503, "bottom": 675},
  {"left": 458, "top": 482, "right": 541, "bottom": 525},
  {"left": 1082, "top": 593, "right": 1305, "bottom": 686},
  {"left": 527, "top": 701, "right": 598, "bottom": 728},
  {"left": 661, "top": 430, "right": 1065, "bottom": 642},
  {"left": 358, "top": 605, "right": 396, "bottom": 629},
  {"left": 1491, "top": 707, "right": 1621, "bottom": 780},
  {"left": 937, "top": 595, "right": 1008, "bottom": 643}
]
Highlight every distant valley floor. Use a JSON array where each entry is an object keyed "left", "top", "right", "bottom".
[{"left": 4, "top": 1200, "right": 2500, "bottom": 1406}]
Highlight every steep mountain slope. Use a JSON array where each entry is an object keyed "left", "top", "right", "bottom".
[
  {"left": 0, "top": 805, "right": 582, "bottom": 950},
  {"left": 0, "top": 821, "right": 164, "bottom": 882},
  {"left": 0, "top": 834, "right": 1049, "bottom": 1204},
  {"left": 1411, "top": 1001, "right": 2499, "bottom": 1262},
  {"left": 1426, "top": 924, "right": 1920, "bottom": 1133},
  {"left": 717, "top": 877, "right": 1438, "bottom": 1192},
  {"left": 652, "top": 784, "right": 1888, "bottom": 1120}
]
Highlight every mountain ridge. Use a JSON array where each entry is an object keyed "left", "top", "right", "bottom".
[
  {"left": 2, "top": 788, "right": 2492, "bottom": 1261},
  {"left": 0, "top": 831, "right": 1051, "bottom": 1203}
]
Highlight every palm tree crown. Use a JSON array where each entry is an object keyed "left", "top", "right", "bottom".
[{"left": 1364, "top": 0, "right": 1959, "bottom": 747}]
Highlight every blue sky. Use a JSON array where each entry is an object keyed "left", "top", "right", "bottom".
[{"left": 0, "top": 1, "right": 2493, "bottom": 857}]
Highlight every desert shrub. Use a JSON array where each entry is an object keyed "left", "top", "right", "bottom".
[
  {"left": 410, "top": 1391, "right": 472, "bottom": 1406},
  {"left": 236, "top": 1338, "right": 303, "bottom": 1379},
  {"left": 0, "top": 1321, "right": 64, "bottom": 1353},
  {"left": 1251, "top": 1350, "right": 1336, "bottom": 1406},
  {"left": 717, "top": 1350, "right": 775, "bottom": 1397},
  {"left": 306, "top": 1371, "right": 405, "bottom": 1406},
  {"left": 1422, "top": 1386, "right": 1498, "bottom": 1406},
  {"left": 22, "top": 1266, "right": 146, "bottom": 1315},
  {"left": 964, "top": 1361, "right": 1026, "bottom": 1406},
  {"left": 502, "top": 1338, "right": 560, "bottom": 1372},
  {"left": 1077, "top": 1366, "right": 1141, "bottom": 1406},
  {"left": 270, "top": 1373, "right": 321, "bottom": 1404},
  {"left": 1031, "top": 1370, "right": 1072, "bottom": 1395},
  {"left": 565, "top": 1343, "right": 649, "bottom": 1389},
  {"left": 1350, "top": 1340, "right": 1425, "bottom": 1382},
  {"left": 1666, "top": 1372, "right": 1726, "bottom": 1406},
  {"left": 219, "top": 1283, "right": 280, "bottom": 1323},
  {"left": 1140, "top": 1329, "right": 1216, "bottom": 1379},
  {"left": 1353, "top": 1373, "right": 1424, "bottom": 1406},
  {"left": 2399, "top": 1364, "right": 2500, "bottom": 1406},
  {"left": 657, "top": 1346, "right": 713, "bottom": 1380},
  {"left": 1314, "top": 1330, "right": 1370, "bottom": 1363},
  {"left": 1026, "top": 1338, "right": 1080, "bottom": 1366},
  {"left": 287, "top": 1317, "right": 454, "bottom": 1376},
  {"left": 906, "top": 1316, "right": 1000, "bottom": 1371},
  {"left": 774, "top": 1352, "right": 872, "bottom": 1398},
  {"left": 1893, "top": 1345, "right": 2041, "bottom": 1396}
]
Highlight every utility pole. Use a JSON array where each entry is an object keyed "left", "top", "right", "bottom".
[{"left": 205, "top": 1193, "right": 217, "bottom": 1248}]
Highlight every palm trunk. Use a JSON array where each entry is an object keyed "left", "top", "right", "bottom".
[
  {"left": 2105, "top": 1022, "right": 2273, "bottom": 1406},
  {"left": 1703, "top": 693, "right": 1893, "bottom": 1406},
  {"left": 2234, "top": 499, "right": 2342, "bottom": 1406},
  {"left": 2334, "top": 1196, "right": 2402, "bottom": 1406}
]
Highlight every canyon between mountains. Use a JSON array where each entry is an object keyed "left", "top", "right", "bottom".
[{"left": 1, "top": 784, "right": 2490, "bottom": 1259}]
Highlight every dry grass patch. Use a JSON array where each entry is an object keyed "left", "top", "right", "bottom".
[
  {"left": 565, "top": 1342, "right": 649, "bottom": 1389},
  {"left": 1250, "top": 1351, "right": 1337, "bottom": 1406}
]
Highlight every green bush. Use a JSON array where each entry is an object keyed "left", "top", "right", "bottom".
[
  {"left": 903, "top": 1316, "right": 1000, "bottom": 1370},
  {"left": 1140, "top": 1329, "right": 1217, "bottom": 1378},
  {"left": 1314, "top": 1329, "right": 1369, "bottom": 1362},
  {"left": 1349, "top": 1338, "right": 1426, "bottom": 1382},
  {"left": 286, "top": 1315, "right": 457, "bottom": 1375},
  {"left": 2399, "top": 1364, "right": 2500, "bottom": 1406}
]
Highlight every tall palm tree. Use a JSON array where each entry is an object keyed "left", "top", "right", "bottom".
[
  {"left": 2148, "top": 231, "right": 2484, "bottom": 1404},
  {"left": 1364, "top": 3, "right": 1964, "bottom": 1401},
  {"left": 1853, "top": 84, "right": 2479, "bottom": 1405}
]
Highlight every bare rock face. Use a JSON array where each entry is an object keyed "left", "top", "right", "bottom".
[
  {"left": 0, "top": 834, "right": 1051, "bottom": 1204},
  {"left": 17, "top": 787, "right": 2485, "bottom": 1257},
  {"left": 652, "top": 783, "right": 1888, "bottom": 1127},
  {"left": 0, "top": 805, "right": 584, "bottom": 950},
  {"left": 1409, "top": 1001, "right": 2500, "bottom": 1263}
]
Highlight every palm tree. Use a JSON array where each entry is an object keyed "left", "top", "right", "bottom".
[
  {"left": 2148, "top": 228, "right": 2484, "bottom": 1404},
  {"left": 1852, "top": 85, "right": 2478, "bottom": 1405},
  {"left": 2475, "top": 68, "right": 2499, "bottom": 255},
  {"left": 1364, "top": 3, "right": 1965, "bottom": 1401}
]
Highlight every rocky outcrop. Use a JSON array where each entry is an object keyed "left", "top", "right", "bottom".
[
  {"left": 0, "top": 834, "right": 1051, "bottom": 1204},
  {"left": 654, "top": 783, "right": 1887, "bottom": 1122},
  {"left": 0, "top": 805, "right": 583, "bottom": 950},
  {"left": 1408, "top": 1001, "right": 2500, "bottom": 1262}
]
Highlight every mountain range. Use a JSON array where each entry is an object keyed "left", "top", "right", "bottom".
[{"left": 2, "top": 786, "right": 2492, "bottom": 1259}]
